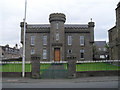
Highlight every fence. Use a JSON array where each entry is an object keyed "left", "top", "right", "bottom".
[
  {"left": 76, "top": 60, "right": 120, "bottom": 71},
  {"left": 0, "top": 60, "right": 120, "bottom": 77},
  {"left": 0, "top": 60, "right": 120, "bottom": 72}
]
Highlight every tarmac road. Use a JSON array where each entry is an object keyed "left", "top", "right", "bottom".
[{"left": 1, "top": 76, "right": 119, "bottom": 88}]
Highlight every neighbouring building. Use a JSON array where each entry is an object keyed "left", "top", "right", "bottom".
[
  {"left": 20, "top": 13, "right": 95, "bottom": 61},
  {"left": 0, "top": 45, "right": 20, "bottom": 60},
  {"left": 108, "top": 2, "right": 120, "bottom": 60},
  {"left": 93, "top": 41, "right": 108, "bottom": 60}
]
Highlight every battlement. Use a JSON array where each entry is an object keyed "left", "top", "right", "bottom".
[
  {"left": 49, "top": 13, "right": 66, "bottom": 23},
  {"left": 88, "top": 22, "right": 95, "bottom": 27}
]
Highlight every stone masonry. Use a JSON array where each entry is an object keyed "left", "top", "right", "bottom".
[
  {"left": 108, "top": 2, "right": 120, "bottom": 60},
  {"left": 31, "top": 54, "right": 40, "bottom": 79},
  {"left": 67, "top": 54, "right": 77, "bottom": 78},
  {"left": 20, "top": 13, "right": 95, "bottom": 61}
]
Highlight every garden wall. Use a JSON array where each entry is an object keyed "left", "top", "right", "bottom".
[
  {"left": 2, "top": 70, "right": 119, "bottom": 78},
  {"left": 76, "top": 70, "right": 119, "bottom": 77}
]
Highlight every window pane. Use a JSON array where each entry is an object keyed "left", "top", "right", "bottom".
[
  {"left": 31, "top": 49, "right": 35, "bottom": 55},
  {"left": 31, "top": 36, "right": 35, "bottom": 45},
  {"left": 99, "top": 48, "right": 101, "bottom": 51},
  {"left": 68, "top": 36, "right": 72, "bottom": 45},
  {"left": 68, "top": 50, "right": 72, "bottom": 54},
  {"left": 43, "top": 50, "right": 47, "bottom": 59},
  {"left": 80, "top": 50, "right": 84, "bottom": 59},
  {"left": 43, "top": 36, "right": 47, "bottom": 45},
  {"left": 81, "top": 53, "right": 84, "bottom": 58},
  {"left": 56, "top": 34, "right": 59, "bottom": 41},
  {"left": 56, "top": 23, "right": 59, "bottom": 29},
  {"left": 80, "top": 36, "right": 84, "bottom": 46}
]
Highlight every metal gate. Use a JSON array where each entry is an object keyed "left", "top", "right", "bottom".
[{"left": 40, "top": 61, "right": 68, "bottom": 79}]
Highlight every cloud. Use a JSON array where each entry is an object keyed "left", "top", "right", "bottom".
[{"left": 0, "top": 0, "right": 119, "bottom": 47}]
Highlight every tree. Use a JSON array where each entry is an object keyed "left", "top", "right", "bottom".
[{"left": 105, "top": 42, "right": 109, "bottom": 60}]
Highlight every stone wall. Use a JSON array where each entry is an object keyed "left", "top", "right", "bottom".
[
  {"left": 31, "top": 54, "right": 40, "bottom": 79},
  {"left": 76, "top": 70, "right": 119, "bottom": 77},
  {"left": 67, "top": 55, "right": 76, "bottom": 78}
]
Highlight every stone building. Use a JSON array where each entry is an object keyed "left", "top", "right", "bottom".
[
  {"left": 20, "top": 13, "right": 95, "bottom": 61},
  {"left": 0, "top": 45, "right": 20, "bottom": 60},
  {"left": 108, "top": 2, "right": 120, "bottom": 60},
  {"left": 93, "top": 41, "right": 108, "bottom": 60}
]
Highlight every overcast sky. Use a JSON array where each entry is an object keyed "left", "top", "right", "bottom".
[{"left": 0, "top": 0, "right": 119, "bottom": 48}]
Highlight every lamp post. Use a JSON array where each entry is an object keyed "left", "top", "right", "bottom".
[{"left": 22, "top": 0, "right": 27, "bottom": 77}]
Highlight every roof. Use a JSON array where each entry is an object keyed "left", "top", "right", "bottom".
[
  {"left": 27, "top": 24, "right": 88, "bottom": 29},
  {"left": 108, "top": 26, "right": 116, "bottom": 31},
  {"left": 94, "top": 41, "right": 106, "bottom": 47},
  {"left": 0, "top": 45, "right": 19, "bottom": 50},
  {"left": 65, "top": 24, "right": 88, "bottom": 28}
]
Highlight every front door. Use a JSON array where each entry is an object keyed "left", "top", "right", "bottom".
[{"left": 54, "top": 48, "right": 60, "bottom": 61}]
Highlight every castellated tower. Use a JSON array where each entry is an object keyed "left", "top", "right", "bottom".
[
  {"left": 116, "top": 2, "right": 120, "bottom": 59},
  {"left": 88, "top": 21, "right": 95, "bottom": 43},
  {"left": 49, "top": 13, "right": 66, "bottom": 61}
]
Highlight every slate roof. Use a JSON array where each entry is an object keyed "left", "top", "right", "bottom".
[{"left": 94, "top": 41, "right": 106, "bottom": 47}]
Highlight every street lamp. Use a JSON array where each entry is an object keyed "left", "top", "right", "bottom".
[{"left": 22, "top": 0, "right": 27, "bottom": 77}]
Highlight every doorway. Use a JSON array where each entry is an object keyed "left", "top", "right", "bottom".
[{"left": 54, "top": 48, "right": 60, "bottom": 61}]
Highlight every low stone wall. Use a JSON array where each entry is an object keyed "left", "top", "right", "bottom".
[
  {"left": 76, "top": 70, "right": 119, "bottom": 77},
  {"left": 2, "top": 70, "right": 119, "bottom": 78},
  {"left": 2, "top": 72, "right": 31, "bottom": 77}
]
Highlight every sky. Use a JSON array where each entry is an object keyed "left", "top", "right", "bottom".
[{"left": 0, "top": 0, "right": 119, "bottom": 48}]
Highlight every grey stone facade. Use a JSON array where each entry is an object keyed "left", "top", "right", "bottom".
[
  {"left": 93, "top": 41, "right": 108, "bottom": 60},
  {"left": 0, "top": 45, "right": 20, "bottom": 60},
  {"left": 31, "top": 54, "right": 40, "bottom": 78},
  {"left": 108, "top": 2, "right": 120, "bottom": 60},
  {"left": 20, "top": 13, "right": 95, "bottom": 61}
]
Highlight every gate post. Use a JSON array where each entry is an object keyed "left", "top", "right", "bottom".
[
  {"left": 31, "top": 54, "right": 40, "bottom": 79},
  {"left": 67, "top": 55, "right": 77, "bottom": 78}
]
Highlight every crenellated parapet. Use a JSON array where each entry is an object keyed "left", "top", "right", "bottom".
[
  {"left": 49, "top": 13, "right": 66, "bottom": 23},
  {"left": 88, "top": 22, "right": 95, "bottom": 27}
]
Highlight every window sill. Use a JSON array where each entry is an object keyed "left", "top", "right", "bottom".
[
  {"left": 81, "top": 58, "right": 85, "bottom": 60},
  {"left": 30, "top": 45, "right": 35, "bottom": 47},
  {"left": 80, "top": 45, "right": 84, "bottom": 47}
]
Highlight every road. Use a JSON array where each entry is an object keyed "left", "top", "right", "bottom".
[{"left": 2, "top": 76, "right": 119, "bottom": 88}]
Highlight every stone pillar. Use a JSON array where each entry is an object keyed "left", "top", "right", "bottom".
[
  {"left": 31, "top": 54, "right": 40, "bottom": 79},
  {"left": 67, "top": 55, "right": 76, "bottom": 78}
]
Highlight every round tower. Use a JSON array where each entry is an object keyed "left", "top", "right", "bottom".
[
  {"left": 49, "top": 13, "right": 66, "bottom": 61},
  {"left": 49, "top": 13, "right": 66, "bottom": 23}
]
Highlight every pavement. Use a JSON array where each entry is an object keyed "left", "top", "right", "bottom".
[{"left": 1, "top": 76, "right": 120, "bottom": 88}]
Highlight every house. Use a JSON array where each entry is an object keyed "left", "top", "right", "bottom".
[
  {"left": 93, "top": 41, "right": 108, "bottom": 60},
  {"left": 108, "top": 2, "right": 120, "bottom": 60},
  {"left": 0, "top": 45, "right": 20, "bottom": 60},
  {"left": 20, "top": 13, "right": 95, "bottom": 61}
]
